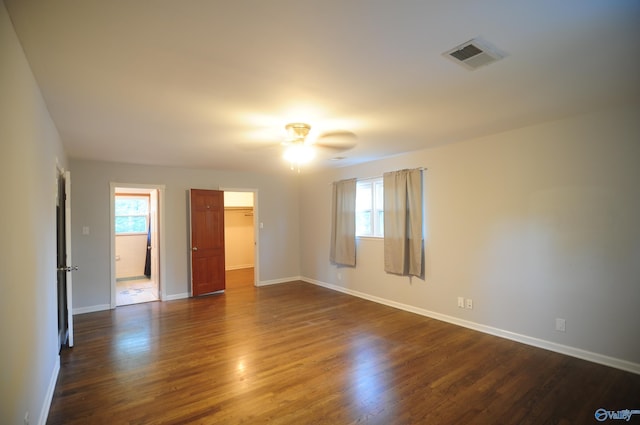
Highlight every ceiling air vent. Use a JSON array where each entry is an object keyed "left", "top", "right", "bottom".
[{"left": 443, "top": 38, "right": 506, "bottom": 70}]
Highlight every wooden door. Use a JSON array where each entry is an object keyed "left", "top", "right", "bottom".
[
  {"left": 56, "top": 171, "right": 74, "bottom": 349},
  {"left": 190, "top": 189, "right": 226, "bottom": 296},
  {"left": 56, "top": 175, "right": 68, "bottom": 350}
]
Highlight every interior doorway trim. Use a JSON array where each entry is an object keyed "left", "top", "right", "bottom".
[
  {"left": 109, "top": 182, "right": 166, "bottom": 308},
  {"left": 220, "top": 187, "right": 259, "bottom": 286}
]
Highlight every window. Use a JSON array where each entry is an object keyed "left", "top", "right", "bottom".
[
  {"left": 115, "top": 195, "right": 149, "bottom": 234},
  {"left": 356, "top": 178, "right": 383, "bottom": 237}
]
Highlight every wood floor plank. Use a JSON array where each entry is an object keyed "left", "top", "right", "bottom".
[{"left": 47, "top": 276, "right": 640, "bottom": 424}]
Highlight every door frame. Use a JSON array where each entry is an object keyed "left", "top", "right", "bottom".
[
  {"left": 220, "top": 187, "right": 259, "bottom": 286},
  {"left": 109, "top": 182, "right": 166, "bottom": 308}
]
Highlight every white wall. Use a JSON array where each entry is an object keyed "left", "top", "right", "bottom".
[
  {"left": 0, "top": 1, "right": 68, "bottom": 423},
  {"left": 300, "top": 104, "right": 640, "bottom": 370},
  {"left": 70, "top": 160, "right": 300, "bottom": 309}
]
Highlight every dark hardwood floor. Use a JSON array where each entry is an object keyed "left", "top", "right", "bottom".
[{"left": 48, "top": 271, "right": 640, "bottom": 424}]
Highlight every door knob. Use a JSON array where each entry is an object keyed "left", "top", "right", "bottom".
[
  {"left": 57, "top": 266, "right": 78, "bottom": 272},
  {"left": 192, "top": 247, "right": 198, "bottom": 251}
]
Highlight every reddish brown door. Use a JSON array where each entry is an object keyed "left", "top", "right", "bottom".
[{"left": 190, "top": 189, "right": 226, "bottom": 296}]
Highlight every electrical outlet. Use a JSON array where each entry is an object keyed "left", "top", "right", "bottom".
[
  {"left": 555, "top": 318, "right": 566, "bottom": 332},
  {"left": 465, "top": 298, "right": 473, "bottom": 309},
  {"left": 457, "top": 297, "right": 464, "bottom": 308},
  {"left": 337, "top": 272, "right": 342, "bottom": 281}
]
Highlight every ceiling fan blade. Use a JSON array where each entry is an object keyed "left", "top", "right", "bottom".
[
  {"left": 313, "top": 130, "right": 357, "bottom": 151},
  {"left": 236, "top": 140, "right": 282, "bottom": 152}
]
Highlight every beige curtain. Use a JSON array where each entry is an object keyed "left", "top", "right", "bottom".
[
  {"left": 383, "top": 169, "right": 423, "bottom": 276},
  {"left": 330, "top": 178, "right": 357, "bottom": 266}
]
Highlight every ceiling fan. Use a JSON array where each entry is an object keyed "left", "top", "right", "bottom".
[{"left": 280, "top": 123, "right": 357, "bottom": 172}]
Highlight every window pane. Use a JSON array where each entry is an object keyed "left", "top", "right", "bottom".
[
  {"left": 356, "top": 182, "right": 372, "bottom": 236},
  {"left": 356, "top": 211, "right": 371, "bottom": 236},
  {"left": 376, "top": 210, "right": 384, "bottom": 237},
  {"left": 375, "top": 181, "right": 384, "bottom": 210},
  {"left": 356, "top": 178, "right": 384, "bottom": 237},
  {"left": 356, "top": 183, "right": 372, "bottom": 211},
  {"left": 115, "top": 197, "right": 148, "bottom": 215},
  {"left": 115, "top": 216, "right": 147, "bottom": 233}
]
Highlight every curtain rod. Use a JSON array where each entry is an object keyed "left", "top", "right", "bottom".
[{"left": 329, "top": 168, "right": 427, "bottom": 185}]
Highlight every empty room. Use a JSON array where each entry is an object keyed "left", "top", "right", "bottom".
[{"left": 1, "top": 1, "right": 639, "bottom": 424}]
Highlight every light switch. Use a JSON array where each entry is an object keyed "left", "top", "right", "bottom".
[{"left": 82, "top": 226, "right": 90, "bottom": 235}]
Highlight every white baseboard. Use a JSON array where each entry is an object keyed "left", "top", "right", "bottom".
[
  {"left": 73, "top": 304, "right": 111, "bottom": 315},
  {"left": 165, "top": 292, "right": 189, "bottom": 301},
  {"left": 302, "top": 276, "right": 640, "bottom": 375},
  {"left": 38, "top": 356, "right": 60, "bottom": 425},
  {"left": 257, "top": 276, "right": 301, "bottom": 286},
  {"left": 225, "top": 264, "right": 254, "bottom": 271}
]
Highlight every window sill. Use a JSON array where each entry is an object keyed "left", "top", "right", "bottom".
[{"left": 356, "top": 236, "right": 383, "bottom": 241}]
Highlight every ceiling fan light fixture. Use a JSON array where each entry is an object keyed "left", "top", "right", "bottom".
[
  {"left": 283, "top": 143, "right": 315, "bottom": 172},
  {"left": 285, "top": 122, "right": 311, "bottom": 142},
  {"left": 282, "top": 122, "right": 315, "bottom": 172}
]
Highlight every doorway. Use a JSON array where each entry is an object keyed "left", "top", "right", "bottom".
[
  {"left": 223, "top": 190, "right": 258, "bottom": 287},
  {"left": 110, "top": 184, "right": 165, "bottom": 307}
]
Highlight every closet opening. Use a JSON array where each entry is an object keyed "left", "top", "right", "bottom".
[{"left": 223, "top": 190, "right": 257, "bottom": 287}]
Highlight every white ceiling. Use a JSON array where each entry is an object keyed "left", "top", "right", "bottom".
[{"left": 5, "top": 0, "right": 640, "bottom": 174}]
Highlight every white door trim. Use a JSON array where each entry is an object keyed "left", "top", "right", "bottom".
[{"left": 109, "top": 182, "right": 166, "bottom": 308}]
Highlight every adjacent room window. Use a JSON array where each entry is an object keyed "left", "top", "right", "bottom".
[
  {"left": 356, "top": 178, "right": 384, "bottom": 237},
  {"left": 115, "top": 195, "right": 149, "bottom": 234}
]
